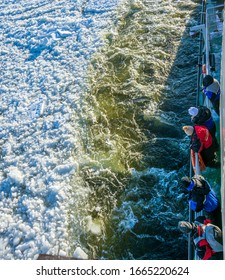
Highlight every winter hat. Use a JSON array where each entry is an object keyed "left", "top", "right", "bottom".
[
  {"left": 203, "top": 75, "right": 214, "bottom": 87},
  {"left": 182, "top": 126, "right": 194, "bottom": 136},
  {"left": 192, "top": 175, "right": 204, "bottom": 188},
  {"left": 188, "top": 107, "right": 199, "bottom": 117},
  {"left": 178, "top": 221, "right": 193, "bottom": 234}
]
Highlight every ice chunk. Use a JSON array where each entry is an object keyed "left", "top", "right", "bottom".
[
  {"left": 73, "top": 247, "right": 88, "bottom": 260},
  {"left": 7, "top": 166, "right": 24, "bottom": 185}
]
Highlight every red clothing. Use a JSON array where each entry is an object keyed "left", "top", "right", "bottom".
[
  {"left": 192, "top": 125, "right": 213, "bottom": 152},
  {"left": 196, "top": 219, "right": 216, "bottom": 260},
  {"left": 198, "top": 239, "right": 215, "bottom": 260}
]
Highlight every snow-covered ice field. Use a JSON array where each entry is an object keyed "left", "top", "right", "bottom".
[{"left": 0, "top": 0, "right": 120, "bottom": 260}]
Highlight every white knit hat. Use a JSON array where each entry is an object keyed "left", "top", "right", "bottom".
[{"left": 188, "top": 107, "right": 199, "bottom": 117}]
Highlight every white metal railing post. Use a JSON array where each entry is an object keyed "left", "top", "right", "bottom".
[
  {"left": 194, "top": 153, "right": 202, "bottom": 260},
  {"left": 194, "top": 153, "right": 201, "bottom": 175},
  {"left": 205, "top": 6, "right": 211, "bottom": 108}
]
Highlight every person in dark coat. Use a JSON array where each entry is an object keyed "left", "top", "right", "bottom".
[
  {"left": 188, "top": 106, "right": 218, "bottom": 148},
  {"left": 178, "top": 216, "right": 223, "bottom": 260},
  {"left": 179, "top": 175, "right": 221, "bottom": 226},
  {"left": 183, "top": 125, "right": 219, "bottom": 168},
  {"left": 202, "top": 75, "right": 220, "bottom": 115}
]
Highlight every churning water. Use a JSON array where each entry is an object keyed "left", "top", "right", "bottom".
[
  {"left": 68, "top": 0, "right": 204, "bottom": 260},
  {"left": 1, "top": 0, "right": 221, "bottom": 260}
]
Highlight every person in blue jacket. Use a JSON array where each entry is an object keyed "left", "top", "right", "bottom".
[
  {"left": 202, "top": 75, "right": 220, "bottom": 115},
  {"left": 180, "top": 175, "right": 221, "bottom": 226}
]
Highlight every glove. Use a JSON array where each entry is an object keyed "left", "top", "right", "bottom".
[
  {"left": 190, "top": 138, "right": 201, "bottom": 152},
  {"left": 179, "top": 176, "right": 191, "bottom": 193}
]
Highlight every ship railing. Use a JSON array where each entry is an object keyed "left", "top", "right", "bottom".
[
  {"left": 187, "top": 0, "right": 206, "bottom": 260},
  {"left": 205, "top": 4, "right": 224, "bottom": 109},
  {"left": 188, "top": 2, "right": 224, "bottom": 260},
  {"left": 219, "top": 4, "right": 225, "bottom": 261}
]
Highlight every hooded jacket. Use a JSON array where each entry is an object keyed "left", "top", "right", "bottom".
[
  {"left": 187, "top": 175, "right": 219, "bottom": 213},
  {"left": 191, "top": 106, "right": 215, "bottom": 131},
  {"left": 203, "top": 78, "right": 220, "bottom": 101},
  {"left": 202, "top": 78, "right": 220, "bottom": 115},
  {"left": 193, "top": 218, "right": 223, "bottom": 260},
  {"left": 190, "top": 125, "right": 213, "bottom": 153}
]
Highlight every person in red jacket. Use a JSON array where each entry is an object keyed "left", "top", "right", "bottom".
[
  {"left": 178, "top": 216, "right": 223, "bottom": 260},
  {"left": 183, "top": 125, "right": 219, "bottom": 168}
]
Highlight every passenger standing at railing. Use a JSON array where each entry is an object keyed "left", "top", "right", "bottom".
[
  {"left": 178, "top": 216, "right": 223, "bottom": 260},
  {"left": 179, "top": 175, "right": 221, "bottom": 226},
  {"left": 202, "top": 75, "right": 220, "bottom": 115},
  {"left": 182, "top": 125, "right": 219, "bottom": 169},
  {"left": 188, "top": 106, "right": 219, "bottom": 149}
]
